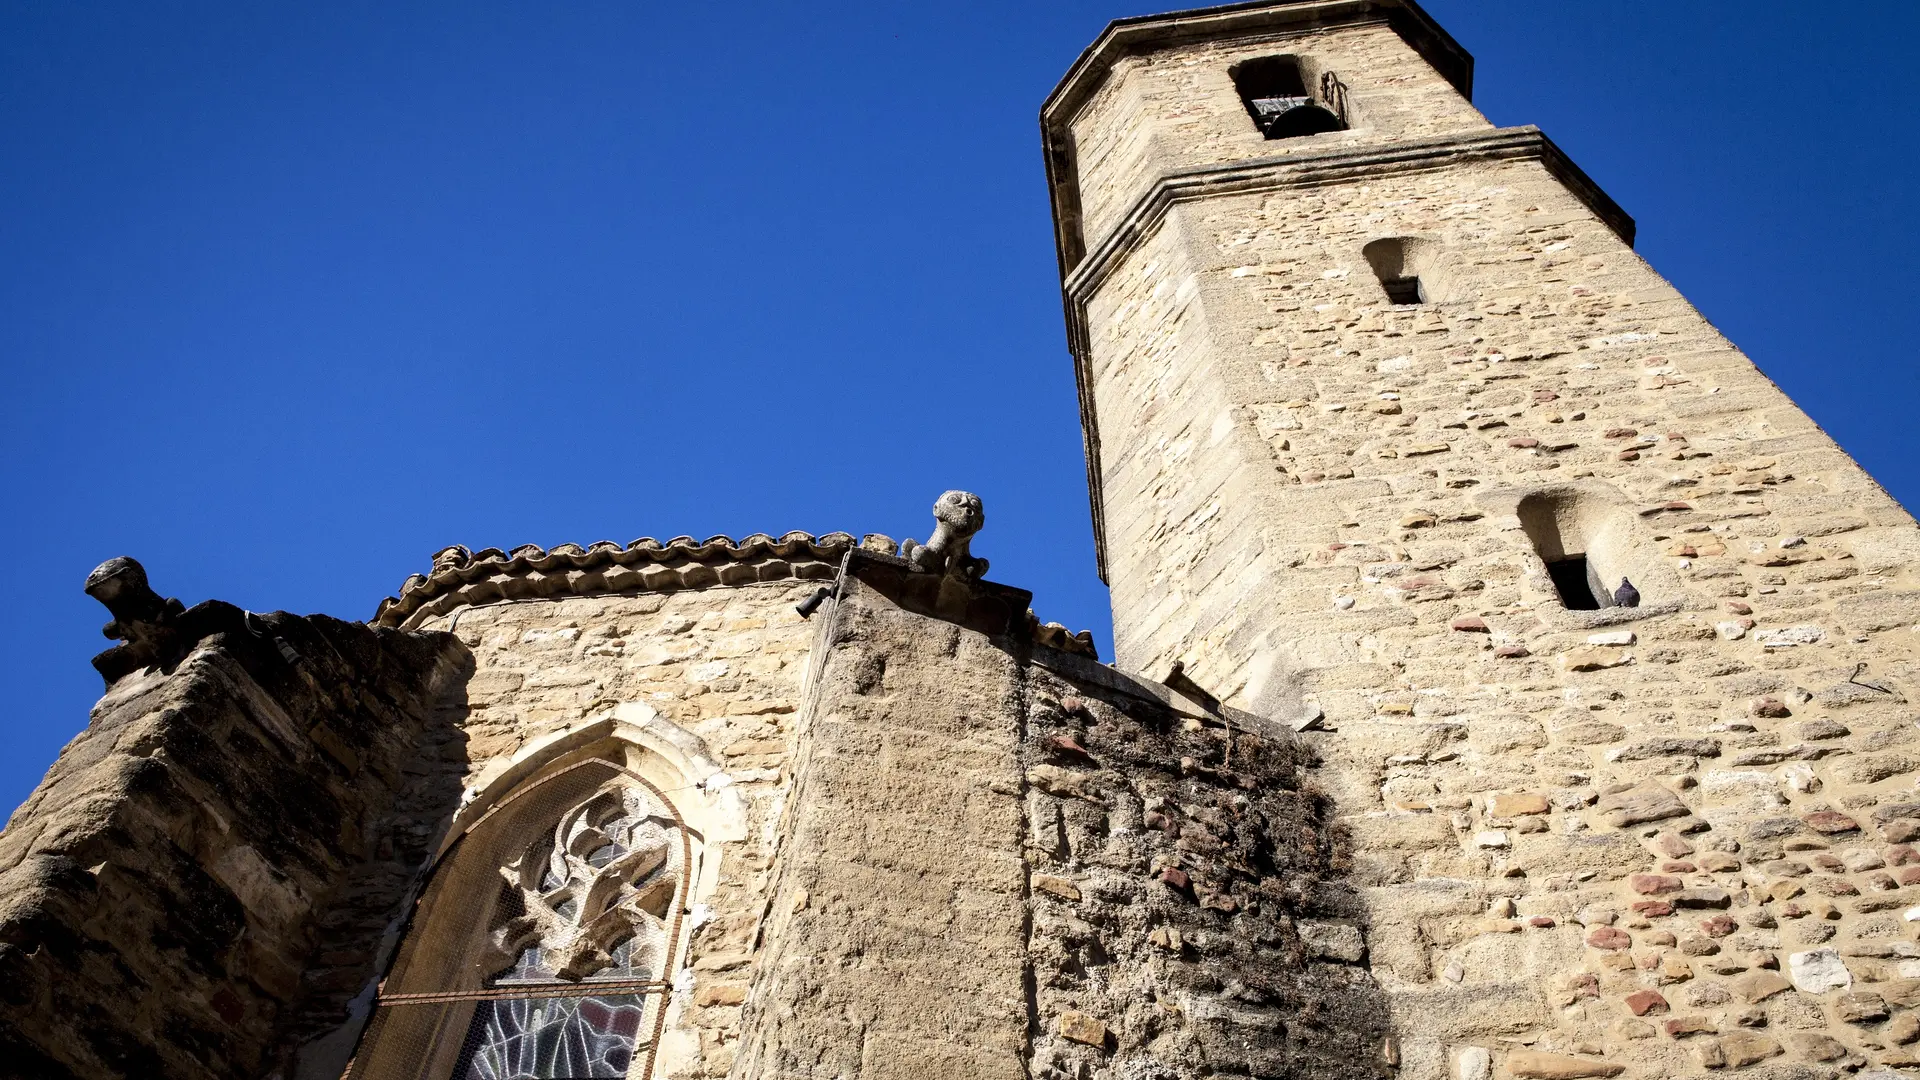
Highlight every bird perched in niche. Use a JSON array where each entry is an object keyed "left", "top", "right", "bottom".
[{"left": 1614, "top": 578, "right": 1641, "bottom": 608}]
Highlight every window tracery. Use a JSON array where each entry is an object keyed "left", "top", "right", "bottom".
[
  {"left": 346, "top": 758, "right": 696, "bottom": 1080},
  {"left": 452, "top": 785, "right": 682, "bottom": 1079}
]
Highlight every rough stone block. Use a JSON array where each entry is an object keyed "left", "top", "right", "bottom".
[{"left": 1503, "top": 1050, "right": 1623, "bottom": 1078}]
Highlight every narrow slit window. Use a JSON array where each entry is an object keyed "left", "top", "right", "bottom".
[
  {"left": 1363, "top": 237, "right": 1436, "bottom": 305},
  {"left": 1230, "top": 56, "right": 1345, "bottom": 139},
  {"left": 1381, "top": 276, "right": 1425, "bottom": 305},
  {"left": 1545, "top": 555, "right": 1610, "bottom": 611}
]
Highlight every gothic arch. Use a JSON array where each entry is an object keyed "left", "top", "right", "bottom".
[{"left": 343, "top": 705, "right": 738, "bottom": 1080}]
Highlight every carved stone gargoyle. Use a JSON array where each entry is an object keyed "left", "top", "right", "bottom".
[
  {"left": 85, "top": 556, "right": 189, "bottom": 683},
  {"left": 900, "top": 490, "right": 989, "bottom": 580}
]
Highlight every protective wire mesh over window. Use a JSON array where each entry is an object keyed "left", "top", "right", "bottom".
[{"left": 344, "top": 764, "right": 692, "bottom": 1080}]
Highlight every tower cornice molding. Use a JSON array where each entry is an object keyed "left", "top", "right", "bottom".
[
  {"left": 1066, "top": 125, "right": 1632, "bottom": 306},
  {"left": 1041, "top": 0, "right": 1473, "bottom": 277},
  {"left": 1058, "top": 125, "right": 1634, "bottom": 581},
  {"left": 1043, "top": 0, "right": 1472, "bottom": 127}
]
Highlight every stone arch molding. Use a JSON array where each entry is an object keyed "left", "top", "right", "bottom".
[
  {"left": 340, "top": 703, "right": 745, "bottom": 1080},
  {"left": 449, "top": 702, "right": 748, "bottom": 854}
]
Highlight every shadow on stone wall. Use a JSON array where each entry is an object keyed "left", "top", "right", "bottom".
[
  {"left": 275, "top": 643, "right": 473, "bottom": 1080},
  {"left": 741, "top": 565, "right": 1394, "bottom": 1080},
  {"left": 0, "top": 579, "right": 473, "bottom": 1080},
  {"left": 1022, "top": 661, "right": 1393, "bottom": 1078}
]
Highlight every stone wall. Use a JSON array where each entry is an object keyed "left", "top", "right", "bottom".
[
  {"left": 1055, "top": 4, "right": 1920, "bottom": 1076},
  {"left": 1080, "top": 210, "right": 1303, "bottom": 715},
  {"left": 733, "top": 581, "right": 1032, "bottom": 1079},
  {"left": 1020, "top": 655, "right": 1389, "bottom": 1078},
  {"left": 4, "top": 526, "right": 1666, "bottom": 1080},
  {"left": 330, "top": 543, "right": 1353, "bottom": 1080},
  {"left": 16, "top": 6, "right": 1920, "bottom": 1077},
  {"left": 1, "top": 553, "right": 1397, "bottom": 1080},
  {"left": 402, "top": 581, "right": 823, "bottom": 1080},
  {"left": 1067, "top": 20, "right": 1489, "bottom": 249},
  {"left": 0, "top": 610, "right": 467, "bottom": 1080},
  {"left": 734, "top": 570, "right": 1387, "bottom": 1079}
]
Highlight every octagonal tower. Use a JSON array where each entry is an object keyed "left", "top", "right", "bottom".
[{"left": 1046, "top": 1, "right": 1920, "bottom": 1076}]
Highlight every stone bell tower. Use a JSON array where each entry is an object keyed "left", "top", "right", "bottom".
[
  {"left": 1043, "top": 0, "right": 1651, "bottom": 708},
  {"left": 1046, "top": 1, "right": 1920, "bottom": 1077}
]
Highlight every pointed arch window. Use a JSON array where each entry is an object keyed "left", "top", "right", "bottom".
[{"left": 345, "top": 760, "right": 697, "bottom": 1080}]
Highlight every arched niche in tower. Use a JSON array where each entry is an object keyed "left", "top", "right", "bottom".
[
  {"left": 1517, "top": 488, "right": 1629, "bottom": 610},
  {"left": 1362, "top": 236, "right": 1444, "bottom": 306},
  {"left": 1480, "top": 483, "right": 1683, "bottom": 625},
  {"left": 1230, "top": 55, "right": 1346, "bottom": 139}
]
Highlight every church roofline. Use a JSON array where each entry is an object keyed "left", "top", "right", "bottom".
[
  {"left": 372, "top": 532, "right": 855, "bottom": 628},
  {"left": 370, "top": 531, "right": 1101, "bottom": 659}
]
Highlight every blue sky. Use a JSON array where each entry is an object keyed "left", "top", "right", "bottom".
[{"left": 4, "top": 1, "right": 1915, "bottom": 813}]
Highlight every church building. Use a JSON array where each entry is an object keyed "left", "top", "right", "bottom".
[{"left": 6, "top": 2, "right": 1919, "bottom": 1078}]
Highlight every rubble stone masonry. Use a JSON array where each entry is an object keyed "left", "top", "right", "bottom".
[
  {"left": 1046, "top": 1, "right": 1920, "bottom": 1076},
  {"left": 0, "top": 611, "right": 468, "bottom": 1079},
  {"left": 7, "top": 4, "right": 1920, "bottom": 1080}
]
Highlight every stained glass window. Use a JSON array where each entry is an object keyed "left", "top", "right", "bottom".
[
  {"left": 455, "top": 994, "right": 645, "bottom": 1080},
  {"left": 447, "top": 784, "right": 681, "bottom": 1080}
]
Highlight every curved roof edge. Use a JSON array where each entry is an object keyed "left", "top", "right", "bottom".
[
  {"left": 372, "top": 532, "right": 856, "bottom": 628},
  {"left": 372, "top": 532, "right": 1100, "bottom": 660}
]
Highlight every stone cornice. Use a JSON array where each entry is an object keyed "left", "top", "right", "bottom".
[
  {"left": 1058, "top": 125, "right": 1635, "bottom": 580},
  {"left": 1040, "top": 0, "right": 1471, "bottom": 277},
  {"left": 1069, "top": 125, "right": 1632, "bottom": 304}
]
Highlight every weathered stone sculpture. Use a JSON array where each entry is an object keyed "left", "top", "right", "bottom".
[
  {"left": 900, "top": 489, "right": 989, "bottom": 580},
  {"left": 84, "top": 556, "right": 189, "bottom": 682}
]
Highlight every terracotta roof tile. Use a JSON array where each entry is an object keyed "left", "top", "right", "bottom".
[{"left": 373, "top": 531, "right": 855, "bottom": 628}]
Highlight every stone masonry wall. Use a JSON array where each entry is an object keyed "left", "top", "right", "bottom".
[
  {"left": 733, "top": 583, "right": 1032, "bottom": 1079},
  {"left": 0, "top": 612, "right": 466, "bottom": 1080},
  {"left": 734, "top": 575, "right": 1390, "bottom": 1080},
  {"left": 1068, "top": 21, "right": 1489, "bottom": 247},
  {"left": 1066, "top": 15, "right": 1920, "bottom": 1080},
  {"left": 1081, "top": 214, "right": 1283, "bottom": 700},
  {"left": 0, "top": 576, "right": 826, "bottom": 1080},
  {"left": 1020, "top": 657, "right": 1389, "bottom": 1078},
  {"left": 1083, "top": 211, "right": 1315, "bottom": 721},
  {"left": 403, "top": 580, "right": 822, "bottom": 1080}
]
